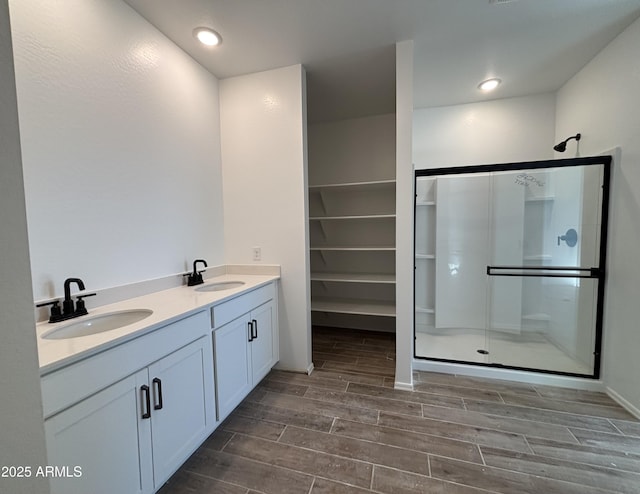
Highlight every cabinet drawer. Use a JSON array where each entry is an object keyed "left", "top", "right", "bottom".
[
  {"left": 41, "top": 310, "right": 208, "bottom": 419},
  {"left": 211, "top": 283, "right": 274, "bottom": 329}
]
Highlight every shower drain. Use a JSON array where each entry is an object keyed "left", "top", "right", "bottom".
[{"left": 477, "top": 349, "right": 489, "bottom": 355}]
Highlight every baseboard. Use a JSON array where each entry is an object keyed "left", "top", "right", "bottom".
[
  {"left": 394, "top": 380, "right": 414, "bottom": 391},
  {"left": 273, "top": 362, "right": 315, "bottom": 375},
  {"left": 606, "top": 387, "right": 640, "bottom": 420}
]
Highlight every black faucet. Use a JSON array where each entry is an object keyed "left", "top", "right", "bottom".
[
  {"left": 63, "top": 278, "right": 85, "bottom": 316},
  {"left": 186, "top": 259, "right": 207, "bottom": 286},
  {"left": 37, "top": 277, "right": 96, "bottom": 323}
]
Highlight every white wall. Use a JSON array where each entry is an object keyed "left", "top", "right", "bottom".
[
  {"left": 10, "top": 0, "right": 224, "bottom": 302},
  {"left": 414, "top": 93, "right": 555, "bottom": 168},
  {"left": 395, "top": 40, "right": 414, "bottom": 389},
  {"left": 308, "top": 114, "right": 396, "bottom": 184},
  {"left": 556, "top": 16, "right": 640, "bottom": 414},
  {"left": 220, "top": 65, "right": 312, "bottom": 373},
  {"left": 0, "top": 1, "right": 49, "bottom": 492}
]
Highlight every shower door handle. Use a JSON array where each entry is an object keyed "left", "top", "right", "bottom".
[{"left": 486, "top": 265, "right": 602, "bottom": 279}]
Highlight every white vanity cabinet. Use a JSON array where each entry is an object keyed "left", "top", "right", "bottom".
[
  {"left": 42, "top": 310, "right": 215, "bottom": 494},
  {"left": 212, "top": 282, "right": 278, "bottom": 420},
  {"left": 45, "top": 369, "right": 152, "bottom": 494}
]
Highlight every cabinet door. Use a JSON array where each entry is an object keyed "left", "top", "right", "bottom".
[
  {"left": 148, "top": 336, "right": 214, "bottom": 488},
  {"left": 214, "top": 314, "right": 252, "bottom": 420},
  {"left": 250, "top": 301, "right": 275, "bottom": 384},
  {"left": 45, "top": 370, "right": 152, "bottom": 494}
]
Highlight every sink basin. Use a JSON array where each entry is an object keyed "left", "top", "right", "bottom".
[
  {"left": 42, "top": 309, "right": 153, "bottom": 340},
  {"left": 195, "top": 281, "right": 245, "bottom": 292}
]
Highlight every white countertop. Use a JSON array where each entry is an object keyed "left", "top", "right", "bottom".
[{"left": 36, "top": 273, "right": 279, "bottom": 374}]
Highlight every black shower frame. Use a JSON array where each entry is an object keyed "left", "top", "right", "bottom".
[{"left": 413, "top": 155, "right": 612, "bottom": 379}]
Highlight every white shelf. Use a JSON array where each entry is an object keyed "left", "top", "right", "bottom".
[
  {"left": 309, "top": 179, "right": 396, "bottom": 191},
  {"left": 310, "top": 214, "right": 396, "bottom": 220},
  {"left": 416, "top": 201, "right": 436, "bottom": 206},
  {"left": 522, "top": 313, "right": 551, "bottom": 322},
  {"left": 311, "top": 246, "right": 396, "bottom": 251},
  {"left": 525, "top": 195, "right": 555, "bottom": 203},
  {"left": 415, "top": 254, "right": 435, "bottom": 259},
  {"left": 523, "top": 255, "right": 552, "bottom": 261},
  {"left": 310, "top": 272, "right": 396, "bottom": 284},
  {"left": 311, "top": 298, "right": 396, "bottom": 317},
  {"left": 415, "top": 307, "right": 435, "bottom": 314}
]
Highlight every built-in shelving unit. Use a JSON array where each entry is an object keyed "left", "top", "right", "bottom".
[
  {"left": 521, "top": 173, "right": 555, "bottom": 331},
  {"left": 307, "top": 113, "right": 396, "bottom": 333},
  {"left": 308, "top": 179, "right": 396, "bottom": 331},
  {"left": 415, "top": 177, "right": 437, "bottom": 333}
]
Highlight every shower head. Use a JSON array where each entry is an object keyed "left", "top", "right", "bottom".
[{"left": 554, "top": 133, "right": 581, "bottom": 152}]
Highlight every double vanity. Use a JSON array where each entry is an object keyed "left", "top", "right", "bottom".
[{"left": 36, "top": 271, "right": 279, "bottom": 494}]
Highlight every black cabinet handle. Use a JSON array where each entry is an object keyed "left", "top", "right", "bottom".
[
  {"left": 248, "top": 321, "right": 254, "bottom": 342},
  {"left": 152, "top": 378, "right": 163, "bottom": 410},
  {"left": 252, "top": 319, "right": 258, "bottom": 340},
  {"left": 141, "top": 385, "right": 151, "bottom": 419}
]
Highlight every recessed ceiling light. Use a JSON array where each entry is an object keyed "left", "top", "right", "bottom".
[
  {"left": 193, "top": 27, "right": 222, "bottom": 47},
  {"left": 478, "top": 78, "right": 501, "bottom": 92}
]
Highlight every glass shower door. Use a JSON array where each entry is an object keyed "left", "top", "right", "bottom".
[
  {"left": 485, "top": 163, "right": 606, "bottom": 375},
  {"left": 414, "top": 157, "right": 610, "bottom": 377}
]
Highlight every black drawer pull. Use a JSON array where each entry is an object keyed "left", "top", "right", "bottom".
[
  {"left": 153, "top": 377, "right": 163, "bottom": 410},
  {"left": 252, "top": 319, "right": 258, "bottom": 340},
  {"left": 141, "top": 385, "right": 151, "bottom": 419}
]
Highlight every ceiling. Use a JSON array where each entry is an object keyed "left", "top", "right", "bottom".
[{"left": 124, "top": 0, "right": 640, "bottom": 122}]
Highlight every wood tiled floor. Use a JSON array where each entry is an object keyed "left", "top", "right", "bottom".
[{"left": 159, "top": 326, "right": 640, "bottom": 494}]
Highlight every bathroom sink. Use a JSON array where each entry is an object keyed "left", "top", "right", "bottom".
[
  {"left": 194, "top": 281, "right": 245, "bottom": 292},
  {"left": 42, "top": 309, "right": 153, "bottom": 340}
]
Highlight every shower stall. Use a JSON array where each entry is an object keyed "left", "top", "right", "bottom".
[{"left": 414, "top": 156, "right": 610, "bottom": 378}]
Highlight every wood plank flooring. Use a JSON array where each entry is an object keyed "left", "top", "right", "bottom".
[{"left": 159, "top": 326, "right": 640, "bottom": 494}]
